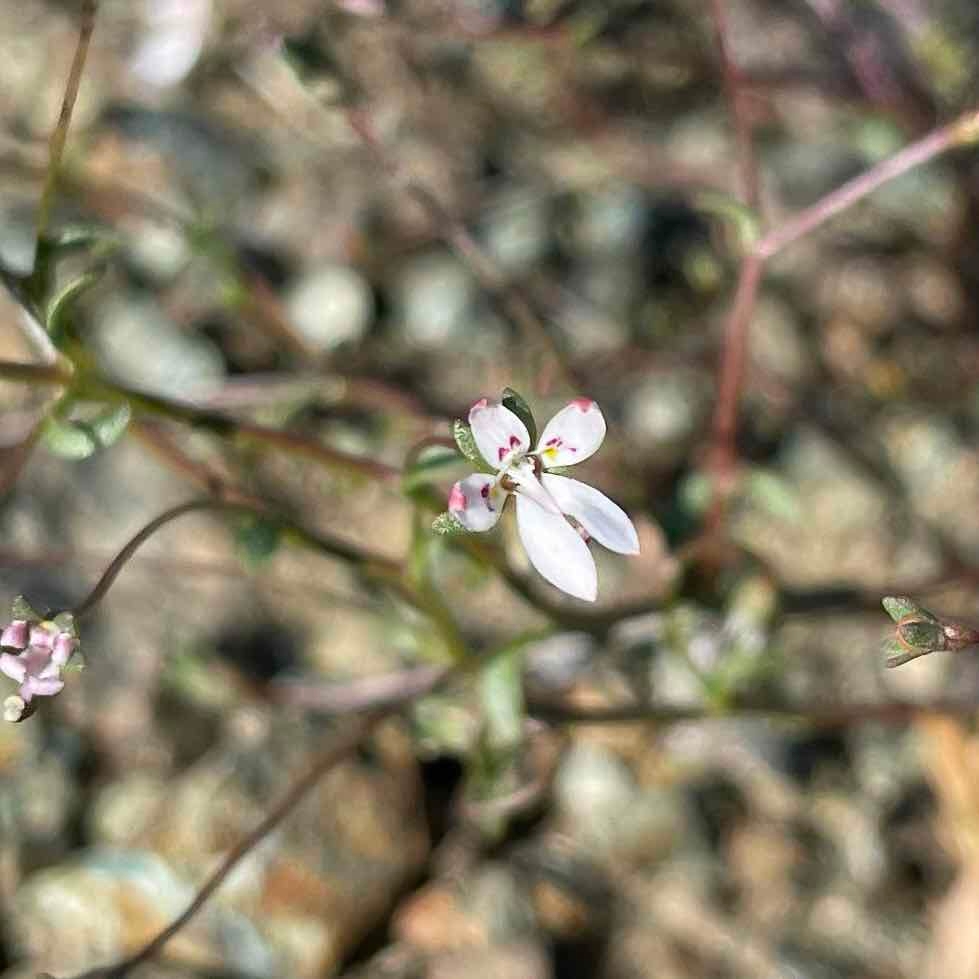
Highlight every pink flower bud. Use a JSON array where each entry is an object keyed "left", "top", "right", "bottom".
[
  {"left": 0, "top": 621, "right": 29, "bottom": 650},
  {"left": 51, "top": 633, "right": 77, "bottom": 668}
]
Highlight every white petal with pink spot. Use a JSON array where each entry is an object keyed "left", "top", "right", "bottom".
[
  {"left": 449, "top": 473, "right": 505, "bottom": 532},
  {"left": 536, "top": 399, "right": 606, "bottom": 468},
  {"left": 468, "top": 399, "right": 531, "bottom": 470}
]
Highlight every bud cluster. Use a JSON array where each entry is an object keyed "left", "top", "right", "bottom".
[{"left": 0, "top": 599, "right": 80, "bottom": 721}]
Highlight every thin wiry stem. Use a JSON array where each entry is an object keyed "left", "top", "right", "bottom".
[
  {"left": 74, "top": 713, "right": 391, "bottom": 979},
  {"left": 34, "top": 0, "right": 99, "bottom": 249},
  {"left": 71, "top": 498, "right": 402, "bottom": 620},
  {"left": 709, "top": 0, "right": 762, "bottom": 216},
  {"left": 0, "top": 360, "right": 403, "bottom": 486},
  {"left": 755, "top": 109, "right": 979, "bottom": 259},
  {"left": 705, "top": 104, "right": 979, "bottom": 530}
]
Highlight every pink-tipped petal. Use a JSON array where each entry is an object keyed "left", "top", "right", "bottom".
[
  {"left": 0, "top": 621, "right": 29, "bottom": 650},
  {"left": 541, "top": 475, "right": 640, "bottom": 555},
  {"left": 449, "top": 474, "right": 506, "bottom": 532},
  {"left": 51, "top": 634, "right": 76, "bottom": 668},
  {"left": 0, "top": 653, "right": 26, "bottom": 684},
  {"left": 21, "top": 676, "right": 64, "bottom": 701},
  {"left": 536, "top": 399, "right": 606, "bottom": 468},
  {"left": 515, "top": 494, "right": 597, "bottom": 602},
  {"left": 468, "top": 400, "right": 531, "bottom": 470}
]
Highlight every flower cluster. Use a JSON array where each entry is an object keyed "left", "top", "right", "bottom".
[
  {"left": 446, "top": 396, "right": 639, "bottom": 601},
  {"left": 0, "top": 605, "right": 79, "bottom": 721}
]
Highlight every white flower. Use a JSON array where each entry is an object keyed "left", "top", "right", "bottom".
[{"left": 448, "top": 398, "right": 639, "bottom": 601}]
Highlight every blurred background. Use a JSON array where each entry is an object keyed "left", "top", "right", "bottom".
[{"left": 2, "top": 0, "right": 979, "bottom": 977}]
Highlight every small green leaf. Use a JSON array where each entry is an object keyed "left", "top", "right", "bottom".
[
  {"left": 11, "top": 597, "right": 40, "bottom": 622},
  {"left": 432, "top": 512, "right": 465, "bottom": 536},
  {"left": 52, "top": 611, "right": 77, "bottom": 638},
  {"left": 42, "top": 415, "right": 99, "bottom": 460},
  {"left": 90, "top": 403, "right": 131, "bottom": 447},
  {"left": 236, "top": 516, "right": 281, "bottom": 569},
  {"left": 479, "top": 647, "right": 525, "bottom": 753},
  {"left": 882, "top": 637, "right": 928, "bottom": 669},
  {"left": 501, "top": 388, "right": 537, "bottom": 445},
  {"left": 452, "top": 420, "right": 488, "bottom": 468},
  {"left": 882, "top": 596, "right": 929, "bottom": 624},
  {"left": 41, "top": 402, "right": 131, "bottom": 460}
]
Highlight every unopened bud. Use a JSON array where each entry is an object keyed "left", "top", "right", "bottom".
[
  {"left": 0, "top": 621, "right": 29, "bottom": 650},
  {"left": 3, "top": 695, "right": 34, "bottom": 723},
  {"left": 897, "top": 617, "right": 947, "bottom": 651}
]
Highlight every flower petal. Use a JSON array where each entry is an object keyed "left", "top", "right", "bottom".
[
  {"left": 28, "top": 623, "right": 56, "bottom": 651},
  {"left": 537, "top": 399, "right": 606, "bottom": 467},
  {"left": 515, "top": 494, "right": 597, "bottom": 602},
  {"left": 469, "top": 399, "right": 531, "bottom": 469},
  {"left": 0, "top": 653, "right": 26, "bottom": 684},
  {"left": 20, "top": 647, "right": 52, "bottom": 676},
  {"left": 541, "top": 475, "right": 640, "bottom": 555},
  {"left": 51, "top": 634, "right": 76, "bottom": 668},
  {"left": 448, "top": 474, "right": 506, "bottom": 532},
  {"left": 0, "top": 621, "right": 29, "bottom": 650},
  {"left": 20, "top": 675, "right": 64, "bottom": 701},
  {"left": 508, "top": 461, "right": 563, "bottom": 517}
]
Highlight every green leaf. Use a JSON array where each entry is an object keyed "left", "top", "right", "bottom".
[
  {"left": 90, "top": 403, "right": 131, "bottom": 447},
  {"left": 882, "top": 596, "right": 929, "bottom": 624},
  {"left": 11, "top": 596, "right": 40, "bottom": 622},
  {"left": 403, "top": 445, "right": 463, "bottom": 496},
  {"left": 432, "top": 512, "right": 465, "bottom": 536},
  {"left": 452, "top": 419, "right": 489, "bottom": 468},
  {"left": 52, "top": 611, "right": 77, "bottom": 638},
  {"left": 41, "top": 403, "right": 131, "bottom": 460},
  {"left": 479, "top": 647, "right": 525, "bottom": 753},
  {"left": 502, "top": 388, "right": 537, "bottom": 445},
  {"left": 882, "top": 637, "right": 928, "bottom": 669},
  {"left": 745, "top": 467, "right": 801, "bottom": 524},
  {"left": 236, "top": 515, "right": 281, "bottom": 569},
  {"left": 42, "top": 414, "right": 99, "bottom": 460}
]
